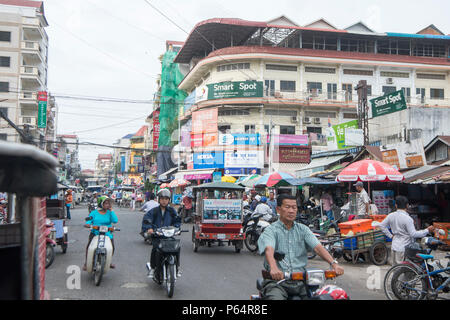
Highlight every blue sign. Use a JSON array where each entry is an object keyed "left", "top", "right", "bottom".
[
  {"left": 213, "top": 171, "right": 222, "bottom": 182},
  {"left": 121, "top": 156, "right": 126, "bottom": 172},
  {"left": 219, "top": 133, "right": 260, "bottom": 146},
  {"left": 224, "top": 168, "right": 260, "bottom": 175},
  {"left": 193, "top": 151, "right": 224, "bottom": 169},
  {"left": 173, "top": 194, "right": 182, "bottom": 205}
]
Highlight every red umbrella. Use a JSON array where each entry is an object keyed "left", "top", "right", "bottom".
[
  {"left": 160, "top": 183, "right": 170, "bottom": 189},
  {"left": 336, "top": 160, "right": 404, "bottom": 182},
  {"left": 254, "top": 172, "right": 295, "bottom": 187}
]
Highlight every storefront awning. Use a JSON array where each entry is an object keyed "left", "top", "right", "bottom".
[
  {"left": 295, "top": 155, "right": 348, "bottom": 178},
  {"left": 175, "top": 169, "right": 215, "bottom": 181},
  {"left": 158, "top": 167, "right": 178, "bottom": 181}
]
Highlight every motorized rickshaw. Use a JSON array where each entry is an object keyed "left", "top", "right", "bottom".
[
  {"left": 0, "top": 141, "right": 58, "bottom": 299},
  {"left": 191, "top": 182, "right": 245, "bottom": 253}
]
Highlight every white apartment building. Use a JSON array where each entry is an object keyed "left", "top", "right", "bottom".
[{"left": 0, "top": 0, "right": 49, "bottom": 143}]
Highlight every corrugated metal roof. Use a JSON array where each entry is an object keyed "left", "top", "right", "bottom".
[
  {"left": 404, "top": 166, "right": 450, "bottom": 183},
  {"left": 296, "top": 155, "right": 348, "bottom": 172}
]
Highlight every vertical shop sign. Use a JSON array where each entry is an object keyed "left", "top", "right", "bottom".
[{"left": 37, "top": 91, "right": 48, "bottom": 128}]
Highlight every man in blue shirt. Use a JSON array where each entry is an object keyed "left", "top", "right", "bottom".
[
  {"left": 267, "top": 191, "right": 277, "bottom": 216},
  {"left": 142, "top": 189, "right": 181, "bottom": 278}
]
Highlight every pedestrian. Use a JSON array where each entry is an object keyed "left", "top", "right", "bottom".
[
  {"left": 320, "top": 190, "right": 334, "bottom": 221},
  {"left": 378, "top": 195, "right": 435, "bottom": 265},
  {"left": 251, "top": 194, "right": 260, "bottom": 211},
  {"left": 65, "top": 190, "right": 73, "bottom": 220},
  {"left": 354, "top": 181, "right": 370, "bottom": 217},
  {"left": 182, "top": 193, "right": 193, "bottom": 221},
  {"left": 267, "top": 191, "right": 277, "bottom": 216},
  {"left": 242, "top": 193, "right": 249, "bottom": 207},
  {"left": 131, "top": 191, "right": 136, "bottom": 211}
]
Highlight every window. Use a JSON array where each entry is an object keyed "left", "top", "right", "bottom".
[
  {"left": 307, "top": 127, "right": 322, "bottom": 134},
  {"left": 430, "top": 88, "right": 444, "bottom": 100},
  {"left": 305, "top": 66, "right": 335, "bottom": 74},
  {"left": 342, "top": 84, "right": 352, "bottom": 101},
  {"left": 0, "top": 31, "right": 11, "bottom": 42},
  {"left": 343, "top": 69, "right": 373, "bottom": 76},
  {"left": 265, "top": 80, "right": 275, "bottom": 96},
  {"left": 0, "top": 56, "right": 10, "bottom": 67},
  {"left": 280, "top": 80, "right": 295, "bottom": 92},
  {"left": 307, "top": 82, "right": 322, "bottom": 96},
  {"left": 218, "top": 109, "right": 250, "bottom": 116},
  {"left": 245, "top": 125, "right": 255, "bottom": 133},
  {"left": 327, "top": 83, "right": 337, "bottom": 99},
  {"left": 341, "top": 38, "right": 375, "bottom": 53},
  {"left": 417, "top": 73, "right": 446, "bottom": 80},
  {"left": 401, "top": 87, "right": 411, "bottom": 102},
  {"left": 265, "top": 109, "right": 297, "bottom": 117},
  {"left": 416, "top": 88, "right": 425, "bottom": 103},
  {"left": 382, "top": 86, "right": 396, "bottom": 95},
  {"left": 0, "top": 133, "right": 6, "bottom": 141},
  {"left": 218, "top": 125, "right": 230, "bottom": 134},
  {"left": 280, "top": 125, "right": 295, "bottom": 135},
  {"left": 304, "top": 111, "right": 336, "bottom": 118},
  {"left": 0, "top": 82, "right": 8, "bottom": 92},
  {"left": 380, "top": 71, "right": 409, "bottom": 78},
  {"left": 0, "top": 107, "right": 7, "bottom": 117},
  {"left": 264, "top": 125, "right": 269, "bottom": 133},
  {"left": 217, "top": 63, "right": 250, "bottom": 72},
  {"left": 266, "top": 64, "right": 297, "bottom": 72}
]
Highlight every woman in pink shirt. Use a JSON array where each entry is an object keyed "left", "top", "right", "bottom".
[{"left": 320, "top": 190, "right": 334, "bottom": 221}]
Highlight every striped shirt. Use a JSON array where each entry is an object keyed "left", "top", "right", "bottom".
[{"left": 258, "top": 220, "right": 320, "bottom": 273}]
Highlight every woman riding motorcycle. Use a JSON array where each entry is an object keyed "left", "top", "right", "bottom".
[{"left": 83, "top": 196, "right": 118, "bottom": 271}]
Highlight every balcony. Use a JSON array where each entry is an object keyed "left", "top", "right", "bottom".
[
  {"left": 18, "top": 116, "right": 37, "bottom": 127},
  {"left": 21, "top": 41, "right": 45, "bottom": 64},
  {"left": 264, "top": 89, "right": 358, "bottom": 108},
  {"left": 20, "top": 66, "right": 44, "bottom": 88}
]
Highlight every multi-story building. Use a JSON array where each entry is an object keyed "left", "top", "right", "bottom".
[
  {"left": 174, "top": 16, "right": 450, "bottom": 177},
  {"left": 0, "top": 0, "right": 49, "bottom": 144},
  {"left": 95, "top": 154, "right": 113, "bottom": 186}
]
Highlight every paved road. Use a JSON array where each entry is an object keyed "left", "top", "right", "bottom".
[{"left": 45, "top": 206, "right": 386, "bottom": 300}]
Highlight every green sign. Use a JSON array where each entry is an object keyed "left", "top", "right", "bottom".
[
  {"left": 326, "top": 120, "right": 359, "bottom": 150},
  {"left": 37, "top": 100, "right": 47, "bottom": 128},
  {"left": 207, "top": 81, "right": 263, "bottom": 100},
  {"left": 370, "top": 90, "right": 407, "bottom": 118}
]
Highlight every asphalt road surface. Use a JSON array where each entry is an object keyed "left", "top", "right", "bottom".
[{"left": 45, "top": 205, "right": 386, "bottom": 300}]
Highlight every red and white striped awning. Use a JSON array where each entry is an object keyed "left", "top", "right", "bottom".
[{"left": 336, "top": 160, "right": 404, "bottom": 182}]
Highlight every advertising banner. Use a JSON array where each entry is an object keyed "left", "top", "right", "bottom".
[
  {"left": 193, "top": 151, "right": 224, "bottom": 169},
  {"left": 370, "top": 90, "right": 407, "bottom": 118},
  {"left": 224, "top": 168, "right": 260, "bottom": 175},
  {"left": 203, "top": 199, "right": 242, "bottom": 223},
  {"left": 277, "top": 146, "right": 310, "bottom": 163},
  {"left": 327, "top": 120, "right": 359, "bottom": 150},
  {"left": 207, "top": 81, "right": 263, "bottom": 100},
  {"left": 345, "top": 128, "right": 364, "bottom": 147},
  {"left": 152, "top": 110, "right": 160, "bottom": 150},
  {"left": 192, "top": 108, "right": 218, "bottom": 134},
  {"left": 184, "top": 90, "right": 196, "bottom": 113},
  {"left": 195, "top": 85, "right": 208, "bottom": 103},
  {"left": 213, "top": 171, "right": 222, "bottom": 182},
  {"left": 268, "top": 134, "right": 309, "bottom": 146},
  {"left": 224, "top": 150, "right": 264, "bottom": 168},
  {"left": 191, "top": 132, "right": 218, "bottom": 148},
  {"left": 380, "top": 139, "right": 426, "bottom": 170},
  {"left": 219, "top": 133, "right": 261, "bottom": 146}
]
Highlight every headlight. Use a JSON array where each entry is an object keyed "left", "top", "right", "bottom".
[
  {"left": 306, "top": 270, "right": 325, "bottom": 286},
  {"left": 163, "top": 230, "right": 175, "bottom": 237}
]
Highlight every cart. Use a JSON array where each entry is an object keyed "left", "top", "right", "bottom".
[
  {"left": 192, "top": 182, "right": 245, "bottom": 253},
  {"left": 318, "top": 229, "right": 390, "bottom": 265},
  {"left": 46, "top": 183, "right": 69, "bottom": 254}
]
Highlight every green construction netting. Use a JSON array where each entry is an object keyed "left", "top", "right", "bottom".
[{"left": 158, "top": 50, "right": 187, "bottom": 147}]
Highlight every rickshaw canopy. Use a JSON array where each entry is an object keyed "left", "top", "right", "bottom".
[{"left": 193, "top": 181, "right": 245, "bottom": 190}]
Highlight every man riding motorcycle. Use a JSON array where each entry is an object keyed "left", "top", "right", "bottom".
[
  {"left": 141, "top": 189, "right": 182, "bottom": 278},
  {"left": 257, "top": 194, "right": 344, "bottom": 300}
]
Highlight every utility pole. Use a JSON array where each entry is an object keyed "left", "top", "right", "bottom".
[
  {"left": 0, "top": 108, "right": 35, "bottom": 145},
  {"left": 356, "top": 80, "right": 369, "bottom": 145}
]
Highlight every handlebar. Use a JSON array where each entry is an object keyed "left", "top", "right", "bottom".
[{"left": 261, "top": 269, "right": 337, "bottom": 281}]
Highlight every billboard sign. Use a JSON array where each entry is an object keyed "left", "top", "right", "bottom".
[
  {"left": 224, "top": 150, "right": 264, "bottom": 168},
  {"left": 219, "top": 133, "right": 261, "bottom": 146},
  {"left": 193, "top": 151, "right": 224, "bottom": 169},
  {"left": 370, "top": 90, "right": 407, "bottom": 118},
  {"left": 207, "top": 81, "right": 263, "bottom": 100},
  {"left": 192, "top": 108, "right": 218, "bottom": 134},
  {"left": 277, "top": 146, "right": 310, "bottom": 163},
  {"left": 269, "top": 134, "right": 309, "bottom": 146}
]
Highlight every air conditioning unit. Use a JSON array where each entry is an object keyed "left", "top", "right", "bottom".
[
  {"left": 386, "top": 78, "right": 393, "bottom": 84},
  {"left": 304, "top": 117, "right": 311, "bottom": 124},
  {"left": 291, "top": 116, "right": 298, "bottom": 123},
  {"left": 19, "top": 116, "right": 36, "bottom": 126},
  {"left": 314, "top": 117, "right": 321, "bottom": 124}
]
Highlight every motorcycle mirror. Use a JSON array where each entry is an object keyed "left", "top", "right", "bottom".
[
  {"left": 274, "top": 251, "right": 285, "bottom": 261},
  {"left": 85, "top": 216, "right": 93, "bottom": 221}
]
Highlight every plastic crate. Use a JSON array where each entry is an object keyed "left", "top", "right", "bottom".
[
  {"left": 343, "top": 237, "right": 358, "bottom": 250},
  {"left": 339, "top": 219, "right": 373, "bottom": 237},
  {"left": 369, "top": 215, "right": 387, "bottom": 223}
]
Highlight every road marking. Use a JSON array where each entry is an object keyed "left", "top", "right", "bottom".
[{"left": 121, "top": 282, "right": 149, "bottom": 289}]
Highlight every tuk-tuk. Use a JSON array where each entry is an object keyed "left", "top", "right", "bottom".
[
  {"left": 0, "top": 141, "right": 58, "bottom": 299},
  {"left": 192, "top": 182, "right": 245, "bottom": 253}
]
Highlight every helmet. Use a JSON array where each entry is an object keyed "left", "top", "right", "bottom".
[
  {"left": 315, "top": 285, "right": 349, "bottom": 300},
  {"left": 260, "top": 197, "right": 267, "bottom": 203},
  {"left": 255, "top": 195, "right": 261, "bottom": 202},
  {"left": 157, "top": 188, "right": 171, "bottom": 199},
  {"left": 97, "top": 196, "right": 111, "bottom": 208}
]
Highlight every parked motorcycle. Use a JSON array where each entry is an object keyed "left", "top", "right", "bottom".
[
  {"left": 85, "top": 216, "right": 120, "bottom": 286},
  {"left": 251, "top": 250, "right": 349, "bottom": 300},
  {"left": 45, "top": 219, "right": 56, "bottom": 268},
  {"left": 144, "top": 223, "right": 188, "bottom": 298},
  {"left": 242, "top": 211, "right": 271, "bottom": 252},
  {"left": 49, "top": 219, "right": 68, "bottom": 254}
]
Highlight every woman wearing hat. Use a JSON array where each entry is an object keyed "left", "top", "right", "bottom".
[
  {"left": 83, "top": 196, "right": 118, "bottom": 271},
  {"left": 65, "top": 190, "right": 73, "bottom": 219}
]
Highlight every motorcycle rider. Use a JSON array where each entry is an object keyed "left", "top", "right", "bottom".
[
  {"left": 254, "top": 197, "right": 276, "bottom": 222},
  {"left": 83, "top": 196, "right": 118, "bottom": 271},
  {"left": 141, "top": 188, "right": 182, "bottom": 278},
  {"left": 257, "top": 193, "right": 344, "bottom": 300}
]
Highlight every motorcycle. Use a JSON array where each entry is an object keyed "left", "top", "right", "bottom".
[
  {"left": 88, "top": 200, "right": 97, "bottom": 213},
  {"left": 49, "top": 219, "right": 69, "bottom": 254},
  {"left": 242, "top": 210, "right": 271, "bottom": 252},
  {"left": 45, "top": 219, "right": 56, "bottom": 268},
  {"left": 85, "top": 216, "right": 120, "bottom": 286},
  {"left": 144, "top": 224, "right": 188, "bottom": 298},
  {"left": 251, "top": 250, "right": 349, "bottom": 300}
]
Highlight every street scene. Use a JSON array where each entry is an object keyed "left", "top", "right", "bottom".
[{"left": 0, "top": 0, "right": 450, "bottom": 303}]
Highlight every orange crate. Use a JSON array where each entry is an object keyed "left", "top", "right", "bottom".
[
  {"left": 339, "top": 219, "right": 373, "bottom": 236},
  {"left": 433, "top": 222, "right": 450, "bottom": 245},
  {"left": 369, "top": 215, "right": 388, "bottom": 223}
]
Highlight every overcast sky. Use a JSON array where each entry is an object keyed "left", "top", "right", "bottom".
[{"left": 44, "top": 0, "right": 450, "bottom": 169}]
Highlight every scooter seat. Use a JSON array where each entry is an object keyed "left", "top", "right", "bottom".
[
  {"left": 311, "top": 229, "right": 327, "bottom": 235},
  {"left": 256, "top": 278, "right": 265, "bottom": 291},
  {"left": 416, "top": 254, "right": 434, "bottom": 260}
]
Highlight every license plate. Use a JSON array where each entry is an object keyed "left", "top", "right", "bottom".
[
  {"left": 217, "top": 234, "right": 226, "bottom": 240},
  {"left": 63, "top": 227, "right": 68, "bottom": 233}
]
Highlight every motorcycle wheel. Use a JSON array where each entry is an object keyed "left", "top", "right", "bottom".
[
  {"left": 61, "top": 234, "right": 68, "bottom": 254},
  {"left": 166, "top": 263, "right": 175, "bottom": 298},
  {"left": 94, "top": 254, "right": 106, "bottom": 286},
  {"left": 384, "top": 264, "right": 426, "bottom": 300},
  {"left": 45, "top": 244, "right": 55, "bottom": 268},
  {"left": 244, "top": 231, "right": 258, "bottom": 252}
]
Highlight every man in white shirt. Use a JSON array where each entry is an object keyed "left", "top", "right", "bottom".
[
  {"left": 378, "top": 195, "right": 435, "bottom": 265},
  {"left": 254, "top": 197, "right": 276, "bottom": 221},
  {"left": 354, "top": 181, "right": 370, "bottom": 217},
  {"left": 140, "top": 193, "right": 159, "bottom": 213}
]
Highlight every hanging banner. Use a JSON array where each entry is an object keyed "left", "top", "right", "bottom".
[
  {"left": 224, "top": 150, "right": 264, "bottom": 168},
  {"left": 219, "top": 133, "right": 261, "bottom": 146},
  {"left": 370, "top": 90, "right": 407, "bottom": 118},
  {"left": 327, "top": 120, "right": 359, "bottom": 150},
  {"left": 152, "top": 110, "right": 160, "bottom": 150},
  {"left": 37, "top": 90, "right": 48, "bottom": 128},
  {"left": 193, "top": 151, "right": 224, "bottom": 169},
  {"left": 207, "top": 81, "right": 263, "bottom": 100},
  {"left": 192, "top": 108, "right": 218, "bottom": 134},
  {"left": 269, "top": 134, "right": 309, "bottom": 146},
  {"left": 277, "top": 146, "right": 310, "bottom": 163}
]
